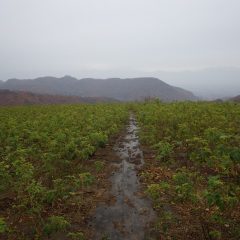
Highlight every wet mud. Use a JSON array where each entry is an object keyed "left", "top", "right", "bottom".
[{"left": 90, "top": 115, "right": 157, "bottom": 240}]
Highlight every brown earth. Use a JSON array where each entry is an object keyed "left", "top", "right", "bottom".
[
  {"left": 46, "top": 129, "right": 126, "bottom": 240},
  {"left": 139, "top": 145, "right": 240, "bottom": 240},
  {"left": 0, "top": 89, "right": 117, "bottom": 106}
]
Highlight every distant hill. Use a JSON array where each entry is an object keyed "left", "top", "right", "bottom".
[
  {"left": 0, "top": 89, "right": 117, "bottom": 106},
  {"left": 229, "top": 95, "right": 240, "bottom": 102},
  {"left": 0, "top": 76, "right": 197, "bottom": 101}
]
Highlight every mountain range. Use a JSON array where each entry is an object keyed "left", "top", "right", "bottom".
[{"left": 0, "top": 76, "right": 196, "bottom": 101}]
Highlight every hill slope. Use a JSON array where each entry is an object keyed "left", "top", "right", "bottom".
[
  {"left": 229, "top": 95, "right": 240, "bottom": 102},
  {"left": 0, "top": 89, "right": 116, "bottom": 106},
  {"left": 0, "top": 76, "right": 197, "bottom": 101}
]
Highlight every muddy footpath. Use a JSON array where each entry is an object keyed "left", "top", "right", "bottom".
[{"left": 89, "top": 115, "right": 158, "bottom": 240}]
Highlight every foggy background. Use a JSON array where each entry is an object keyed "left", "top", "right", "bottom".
[{"left": 0, "top": 0, "right": 240, "bottom": 98}]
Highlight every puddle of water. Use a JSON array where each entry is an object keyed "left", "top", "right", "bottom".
[{"left": 90, "top": 115, "right": 157, "bottom": 240}]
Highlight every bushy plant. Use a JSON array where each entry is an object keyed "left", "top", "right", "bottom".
[
  {"left": 67, "top": 231, "right": 85, "bottom": 240},
  {"left": 94, "top": 160, "right": 105, "bottom": 172},
  {"left": 154, "top": 141, "right": 173, "bottom": 161},
  {"left": 0, "top": 161, "right": 12, "bottom": 192},
  {"left": 204, "top": 176, "right": 239, "bottom": 211},
  {"left": 0, "top": 217, "right": 7, "bottom": 233},
  {"left": 209, "top": 230, "right": 221, "bottom": 239},
  {"left": 172, "top": 169, "right": 197, "bottom": 202},
  {"left": 43, "top": 216, "right": 70, "bottom": 236},
  {"left": 146, "top": 184, "right": 162, "bottom": 201},
  {"left": 79, "top": 172, "right": 94, "bottom": 187}
]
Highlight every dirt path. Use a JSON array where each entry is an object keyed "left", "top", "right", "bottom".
[{"left": 90, "top": 115, "right": 157, "bottom": 240}]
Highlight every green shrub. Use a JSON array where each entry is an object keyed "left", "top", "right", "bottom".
[
  {"left": 79, "top": 172, "right": 94, "bottom": 187},
  {"left": 209, "top": 230, "right": 221, "bottom": 239},
  {"left": 154, "top": 141, "right": 173, "bottom": 161},
  {"left": 43, "top": 216, "right": 70, "bottom": 236},
  {"left": 94, "top": 160, "right": 105, "bottom": 172},
  {"left": 0, "top": 161, "right": 12, "bottom": 192},
  {"left": 146, "top": 184, "right": 162, "bottom": 201},
  {"left": 0, "top": 217, "right": 7, "bottom": 233},
  {"left": 173, "top": 170, "right": 196, "bottom": 202},
  {"left": 67, "top": 231, "right": 85, "bottom": 240}
]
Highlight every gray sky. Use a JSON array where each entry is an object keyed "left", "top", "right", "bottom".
[{"left": 0, "top": 0, "right": 240, "bottom": 97}]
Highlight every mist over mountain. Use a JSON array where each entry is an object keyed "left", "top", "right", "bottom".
[
  {"left": 0, "top": 76, "right": 196, "bottom": 101},
  {"left": 1, "top": 1, "right": 239, "bottom": 100},
  {"left": 156, "top": 67, "right": 240, "bottom": 99}
]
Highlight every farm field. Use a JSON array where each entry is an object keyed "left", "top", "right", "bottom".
[
  {"left": 0, "top": 104, "right": 128, "bottom": 239},
  {"left": 0, "top": 101, "right": 240, "bottom": 239},
  {"left": 135, "top": 101, "right": 240, "bottom": 239}
]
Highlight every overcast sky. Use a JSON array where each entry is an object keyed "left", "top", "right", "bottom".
[{"left": 0, "top": 0, "right": 240, "bottom": 96}]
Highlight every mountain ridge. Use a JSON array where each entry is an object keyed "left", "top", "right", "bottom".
[{"left": 0, "top": 76, "right": 197, "bottom": 101}]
